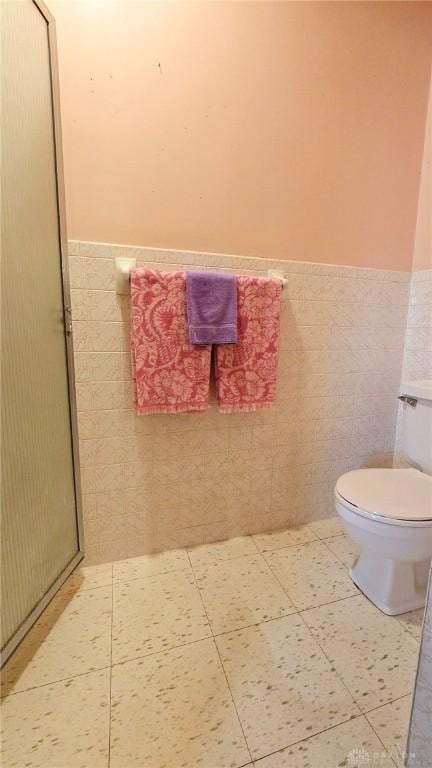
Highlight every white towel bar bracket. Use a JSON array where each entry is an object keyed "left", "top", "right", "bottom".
[
  {"left": 114, "top": 257, "right": 288, "bottom": 295},
  {"left": 267, "top": 270, "right": 288, "bottom": 289},
  {"left": 115, "top": 257, "right": 136, "bottom": 294}
]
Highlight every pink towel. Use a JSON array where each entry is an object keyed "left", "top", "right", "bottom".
[
  {"left": 130, "top": 269, "right": 211, "bottom": 414},
  {"left": 215, "top": 276, "right": 282, "bottom": 412}
]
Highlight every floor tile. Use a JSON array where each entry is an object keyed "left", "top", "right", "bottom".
[
  {"left": 0, "top": 668, "right": 110, "bottom": 768},
  {"left": 253, "top": 716, "right": 394, "bottom": 767},
  {"left": 366, "top": 695, "right": 412, "bottom": 767},
  {"left": 1, "top": 587, "right": 112, "bottom": 695},
  {"left": 303, "top": 595, "right": 419, "bottom": 712},
  {"left": 112, "top": 570, "right": 210, "bottom": 664},
  {"left": 324, "top": 534, "right": 359, "bottom": 568},
  {"left": 112, "top": 548, "right": 190, "bottom": 582},
  {"left": 264, "top": 541, "right": 358, "bottom": 610},
  {"left": 252, "top": 525, "right": 317, "bottom": 553},
  {"left": 308, "top": 517, "right": 344, "bottom": 539},
  {"left": 194, "top": 554, "right": 296, "bottom": 635},
  {"left": 188, "top": 535, "right": 258, "bottom": 568},
  {"left": 60, "top": 562, "right": 113, "bottom": 594},
  {"left": 110, "top": 638, "right": 250, "bottom": 768},
  {"left": 216, "top": 615, "right": 360, "bottom": 760},
  {"left": 396, "top": 608, "right": 425, "bottom": 642}
]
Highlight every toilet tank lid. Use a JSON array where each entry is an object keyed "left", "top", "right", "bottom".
[
  {"left": 400, "top": 379, "right": 432, "bottom": 401},
  {"left": 336, "top": 468, "right": 432, "bottom": 521}
]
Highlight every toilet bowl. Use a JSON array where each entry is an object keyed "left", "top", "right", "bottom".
[
  {"left": 335, "top": 379, "right": 432, "bottom": 615},
  {"left": 335, "top": 468, "right": 432, "bottom": 615}
]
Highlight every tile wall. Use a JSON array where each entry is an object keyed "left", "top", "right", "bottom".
[
  {"left": 395, "top": 268, "right": 432, "bottom": 463},
  {"left": 69, "top": 241, "right": 410, "bottom": 564},
  {"left": 393, "top": 268, "right": 432, "bottom": 765},
  {"left": 401, "top": 269, "right": 432, "bottom": 381}
]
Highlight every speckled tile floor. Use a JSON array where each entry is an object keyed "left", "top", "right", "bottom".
[{"left": 0, "top": 517, "right": 422, "bottom": 768}]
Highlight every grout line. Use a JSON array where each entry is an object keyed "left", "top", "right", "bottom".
[
  {"left": 393, "top": 615, "right": 424, "bottom": 643},
  {"left": 319, "top": 535, "right": 353, "bottom": 567},
  {"left": 188, "top": 550, "right": 261, "bottom": 571},
  {"left": 0, "top": 664, "right": 112, "bottom": 699},
  {"left": 298, "top": 592, "right": 363, "bottom": 615},
  {"left": 295, "top": 608, "right": 366, "bottom": 714},
  {"left": 72, "top": 240, "right": 412, "bottom": 280},
  {"left": 363, "top": 693, "right": 412, "bottom": 768},
  {"left": 71, "top": 276, "right": 411, "bottom": 293},
  {"left": 109, "top": 633, "right": 214, "bottom": 671},
  {"left": 186, "top": 550, "right": 254, "bottom": 766},
  {"left": 59, "top": 582, "right": 113, "bottom": 597},
  {"left": 254, "top": 533, "right": 339, "bottom": 557},
  {"left": 363, "top": 691, "right": 413, "bottom": 717},
  {"left": 363, "top": 710, "right": 402, "bottom": 768},
  {"left": 256, "top": 549, "right": 298, "bottom": 612},
  {"left": 211, "top": 610, "right": 298, "bottom": 639},
  {"left": 112, "top": 564, "right": 192, "bottom": 585},
  {"left": 251, "top": 712, "right": 384, "bottom": 767}
]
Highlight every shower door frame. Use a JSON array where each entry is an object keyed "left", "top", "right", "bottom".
[{"left": 1, "top": 0, "right": 85, "bottom": 665}]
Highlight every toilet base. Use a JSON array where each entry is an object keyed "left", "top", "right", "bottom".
[{"left": 349, "top": 553, "right": 429, "bottom": 615}]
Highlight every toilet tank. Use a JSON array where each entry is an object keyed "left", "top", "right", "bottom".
[{"left": 400, "top": 380, "right": 432, "bottom": 474}]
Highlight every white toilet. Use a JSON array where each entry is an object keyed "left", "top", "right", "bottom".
[{"left": 335, "top": 379, "right": 432, "bottom": 615}]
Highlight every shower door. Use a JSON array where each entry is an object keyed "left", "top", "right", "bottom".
[{"left": 1, "top": 0, "right": 84, "bottom": 663}]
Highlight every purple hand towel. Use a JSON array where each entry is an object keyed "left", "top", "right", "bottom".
[{"left": 185, "top": 271, "right": 238, "bottom": 345}]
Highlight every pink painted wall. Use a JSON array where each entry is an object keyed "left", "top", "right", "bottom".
[
  {"left": 413, "top": 77, "right": 432, "bottom": 271},
  {"left": 51, "top": 0, "right": 432, "bottom": 270}
]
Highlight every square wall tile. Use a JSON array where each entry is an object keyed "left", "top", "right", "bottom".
[{"left": 68, "top": 242, "right": 410, "bottom": 564}]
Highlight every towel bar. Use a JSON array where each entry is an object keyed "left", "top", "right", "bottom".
[{"left": 114, "top": 257, "right": 288, "bottom": 295}]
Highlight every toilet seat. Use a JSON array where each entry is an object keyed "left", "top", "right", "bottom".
[{"left": 335, "top": 468, "right": 432, "bottom": 527}]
